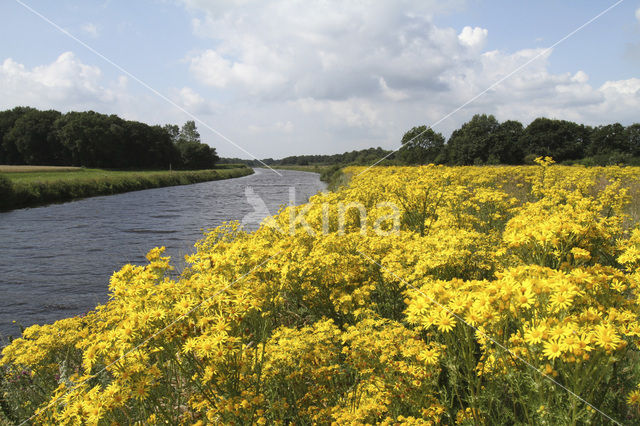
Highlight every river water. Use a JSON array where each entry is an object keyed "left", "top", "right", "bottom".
[{"left": 0, "top": 169, "right": 326, "bottom": 339}]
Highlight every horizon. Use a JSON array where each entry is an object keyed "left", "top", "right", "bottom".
[{"left": 1, "top": 1, "right": 639, "bottom": 160}]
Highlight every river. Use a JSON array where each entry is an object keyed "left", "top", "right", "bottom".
[{"left": 0, "top": 168, "right": 326, "bottom": 339}]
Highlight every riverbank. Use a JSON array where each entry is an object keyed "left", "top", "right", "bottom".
[
  {"left": 0, "top": 166, "right": 253, "bottom": 211},
  {"left": 271, "top": 164, "right": 348, "bottom": 190}
]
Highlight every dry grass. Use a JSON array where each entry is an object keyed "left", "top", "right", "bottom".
[{"left": 0, "top": 165, "right": 82, "bottom": 173}]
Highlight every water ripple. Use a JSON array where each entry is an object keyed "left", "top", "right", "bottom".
[{"left": 0, "top": 169, "right": 325, "bottom": 338}]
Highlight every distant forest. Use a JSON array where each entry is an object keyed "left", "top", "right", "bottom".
[
  {"left": 220, "top": 147, "right": 394, "bottom": 168},
  {"left": 2, "top": 107, "right": 638, "bottom": 170},
  {"left": 0, "top": 107, "right": 219, "bottom": 169},
  {"left": 221, "top": 114, "right": 640, "bottom": 167}
]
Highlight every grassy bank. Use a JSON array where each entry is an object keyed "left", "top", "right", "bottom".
[
  {"left": 271, "top": 164, "right": 348, "bottom": 190},
  {"left": 0, "top": 166, "right": 253, "bottom": 211}
]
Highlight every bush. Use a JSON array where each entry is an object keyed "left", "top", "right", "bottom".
[{"left": 523, "top": 153, "right": 539, "bottom": 165}]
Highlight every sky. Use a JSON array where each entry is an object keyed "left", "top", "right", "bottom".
[{"left": 0, "top": 0, "right": 639, "bottom": 160}]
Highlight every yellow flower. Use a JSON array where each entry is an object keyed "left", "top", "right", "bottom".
[
  {"left": 549, "top": 292, "right": 574, "bottom": 311},
  {"left": 435, "top": 311, "right": 456, "bottom": 333},
  {"left": 523, "top": 325, "right": 546, "bottom": 345},
  {"left": 593, "top": 324, "right": 622, "bottom": 351},
  {"left": 133, "top": 379, "right": 150, "bottom": 401},
  {"left": 515, "top": 286, "right": 535, "bottom": 309},
  {"left": 570, "top": 247, "right": 591, "bottom": 263},
  {"left": 4, "top": 164, "right": 640, "bottom": 424},
  {"left": 542, "top": 339, "right": 563, "bottom": 360},
  {"left": 418, "top": 347, "right": 440, "bottom": 365},
  {"left": 628, "top": 390, "right": 640, "bottom": 407},
  {"left": 560, "top": 334, "right": 581, "bottom": 354},
  {"left": 175, "top": 297, "right": 195, "bottom": 314}
]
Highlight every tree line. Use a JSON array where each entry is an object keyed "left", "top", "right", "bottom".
[
  {"left": 0, "top": 107, "right": 219, "bottom": 169},
  {"left": 222, "top": 115, "right": 640, "bottom": 168},
  {"left": 398, "top": 114, "right": 640, "bottom": 166},
  {"left": 219, "top": 147, "right": 395, "bottom": 167}
]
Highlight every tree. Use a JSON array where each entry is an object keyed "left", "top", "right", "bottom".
[
  {"left": 446, "top": 114, "right": 501, "bottom": 165},
  {"left": 175, "top": 139, "right": 219, "bottom": 169},
  {"left": 173, "top": 121, "right": 219, "bottom": 169},
  {"left": 587, "top": 123, "right": 626, "bottom": 157},
  {"left": 398, "top": 126, "right": 445, "bottom": 165},
  {"left": 6, "top": 109, "right": 67, "bottom": 165},
  {"left": 55, "top": 112, "right": 180, "bottom": 169},
  {"left": 0, "top": 107, "right": 219, "bottom": 168},
  {"left": 489, "top": 120, "right": 524, "bottom": 164},
  {"left": 627, "top": 124, "right": 640, "bottom": 157},
  {"left": 149, "top": 125, "right": 181, "bottom": 169},
  {"left": 162, "top": 124, "right": 180, "bottom": 143},
  {"left": 120, "top": 120, "right": 180, "bottom": 169},
  {"left": 180, "top": 120, "right": 200, "bottom": 144},
  {"left": 0, "top": 107, "right": 36, "bottom": 164},
  {"left": 518, "top": 118, "right": 589, "bottom": 162},
  {"left": 55, "top": 111, "right": 126, "bottom": 167}
]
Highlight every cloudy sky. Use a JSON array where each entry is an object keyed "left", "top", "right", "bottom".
[{"left": 1, "top": 1, "right": 639, "bottom": 159}]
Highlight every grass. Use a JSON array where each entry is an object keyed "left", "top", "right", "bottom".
[
  {"left": 270, "top": 164, "right": 347, "bottom": 190},
  {"left": 0, "top": 165, "right": 83, "bottom": 173},
  {"left": 0, "top": 166, "right": 253, "bottom": 211},
  {"left": 4, "top": 168, "right": 215, "bottom": 183}
]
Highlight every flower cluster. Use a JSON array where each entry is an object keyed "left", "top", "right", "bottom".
[{"left": 2, "top": 162, "right": 640, "bottom": 424}]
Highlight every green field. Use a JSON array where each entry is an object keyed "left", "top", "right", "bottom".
[
  {"left": 3, "top": 167, "right": 231, "bottom": 183},
  {"left": 270, "top": 164, "right": 348, "bottom": 190},
  {"left": 0, "top": 166, "right": 253, "bottom": 211}
]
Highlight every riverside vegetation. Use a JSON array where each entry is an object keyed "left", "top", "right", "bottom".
[
  {"left": 3, "top": 159, "right": 640, "bottom": 424},
  {"left": 0, "top": 166, "right": 253, "bottom": 211}
]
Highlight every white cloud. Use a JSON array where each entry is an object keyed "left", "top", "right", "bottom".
[
  {"left": 571, "top": 71, "right": 589, "bottom": 84},
  {"left": 184, "top": 1, "right": 472, "bottom": 102},
  {"left": 174, "top": 0, "right": 640, "bottom": 157},
  {"left": 189, "top": 49, "right": 288, "bottom": 95},
  {"left": 189, "top": 50, "right": 230, "bottom": 88},
  {"left": 378, "top": 77, "right": 409, "bottom": 101},
  {"left": 170, "top": 86, "right": 217, "bottom": 114},
  {"left": 248, "top": 120, "right": 294, "bottom": 134},
  {"left": 81, "top": 23, "right": 99, "bottom": 37},
  {"left": 0, "top": 52, "right": 118, "bottom": 108},
  {"left": 2, "top": 2, "right": 637, "bottom": 160},
  {"left": 636, "top": 7, "right": 640, "bottom": 23},
  {"left": 601, "top": 78, "right": 640, "bottom": 95},
  {"left": 0, "top": 52, "right": 164, "bottom": 124},
  {"left": 178, "top": 86, "right": 205, "bottom": 108},
  {"left": 458, "top": 26, "right": 488, "bottom": 48}
]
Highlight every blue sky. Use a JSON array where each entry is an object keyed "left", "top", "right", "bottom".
[
  {"left": 440, "top": 1, "right": 639, "bottom": 84},
  {"left": 1, "top": 1, "right": 639, "bottom": 159}
]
